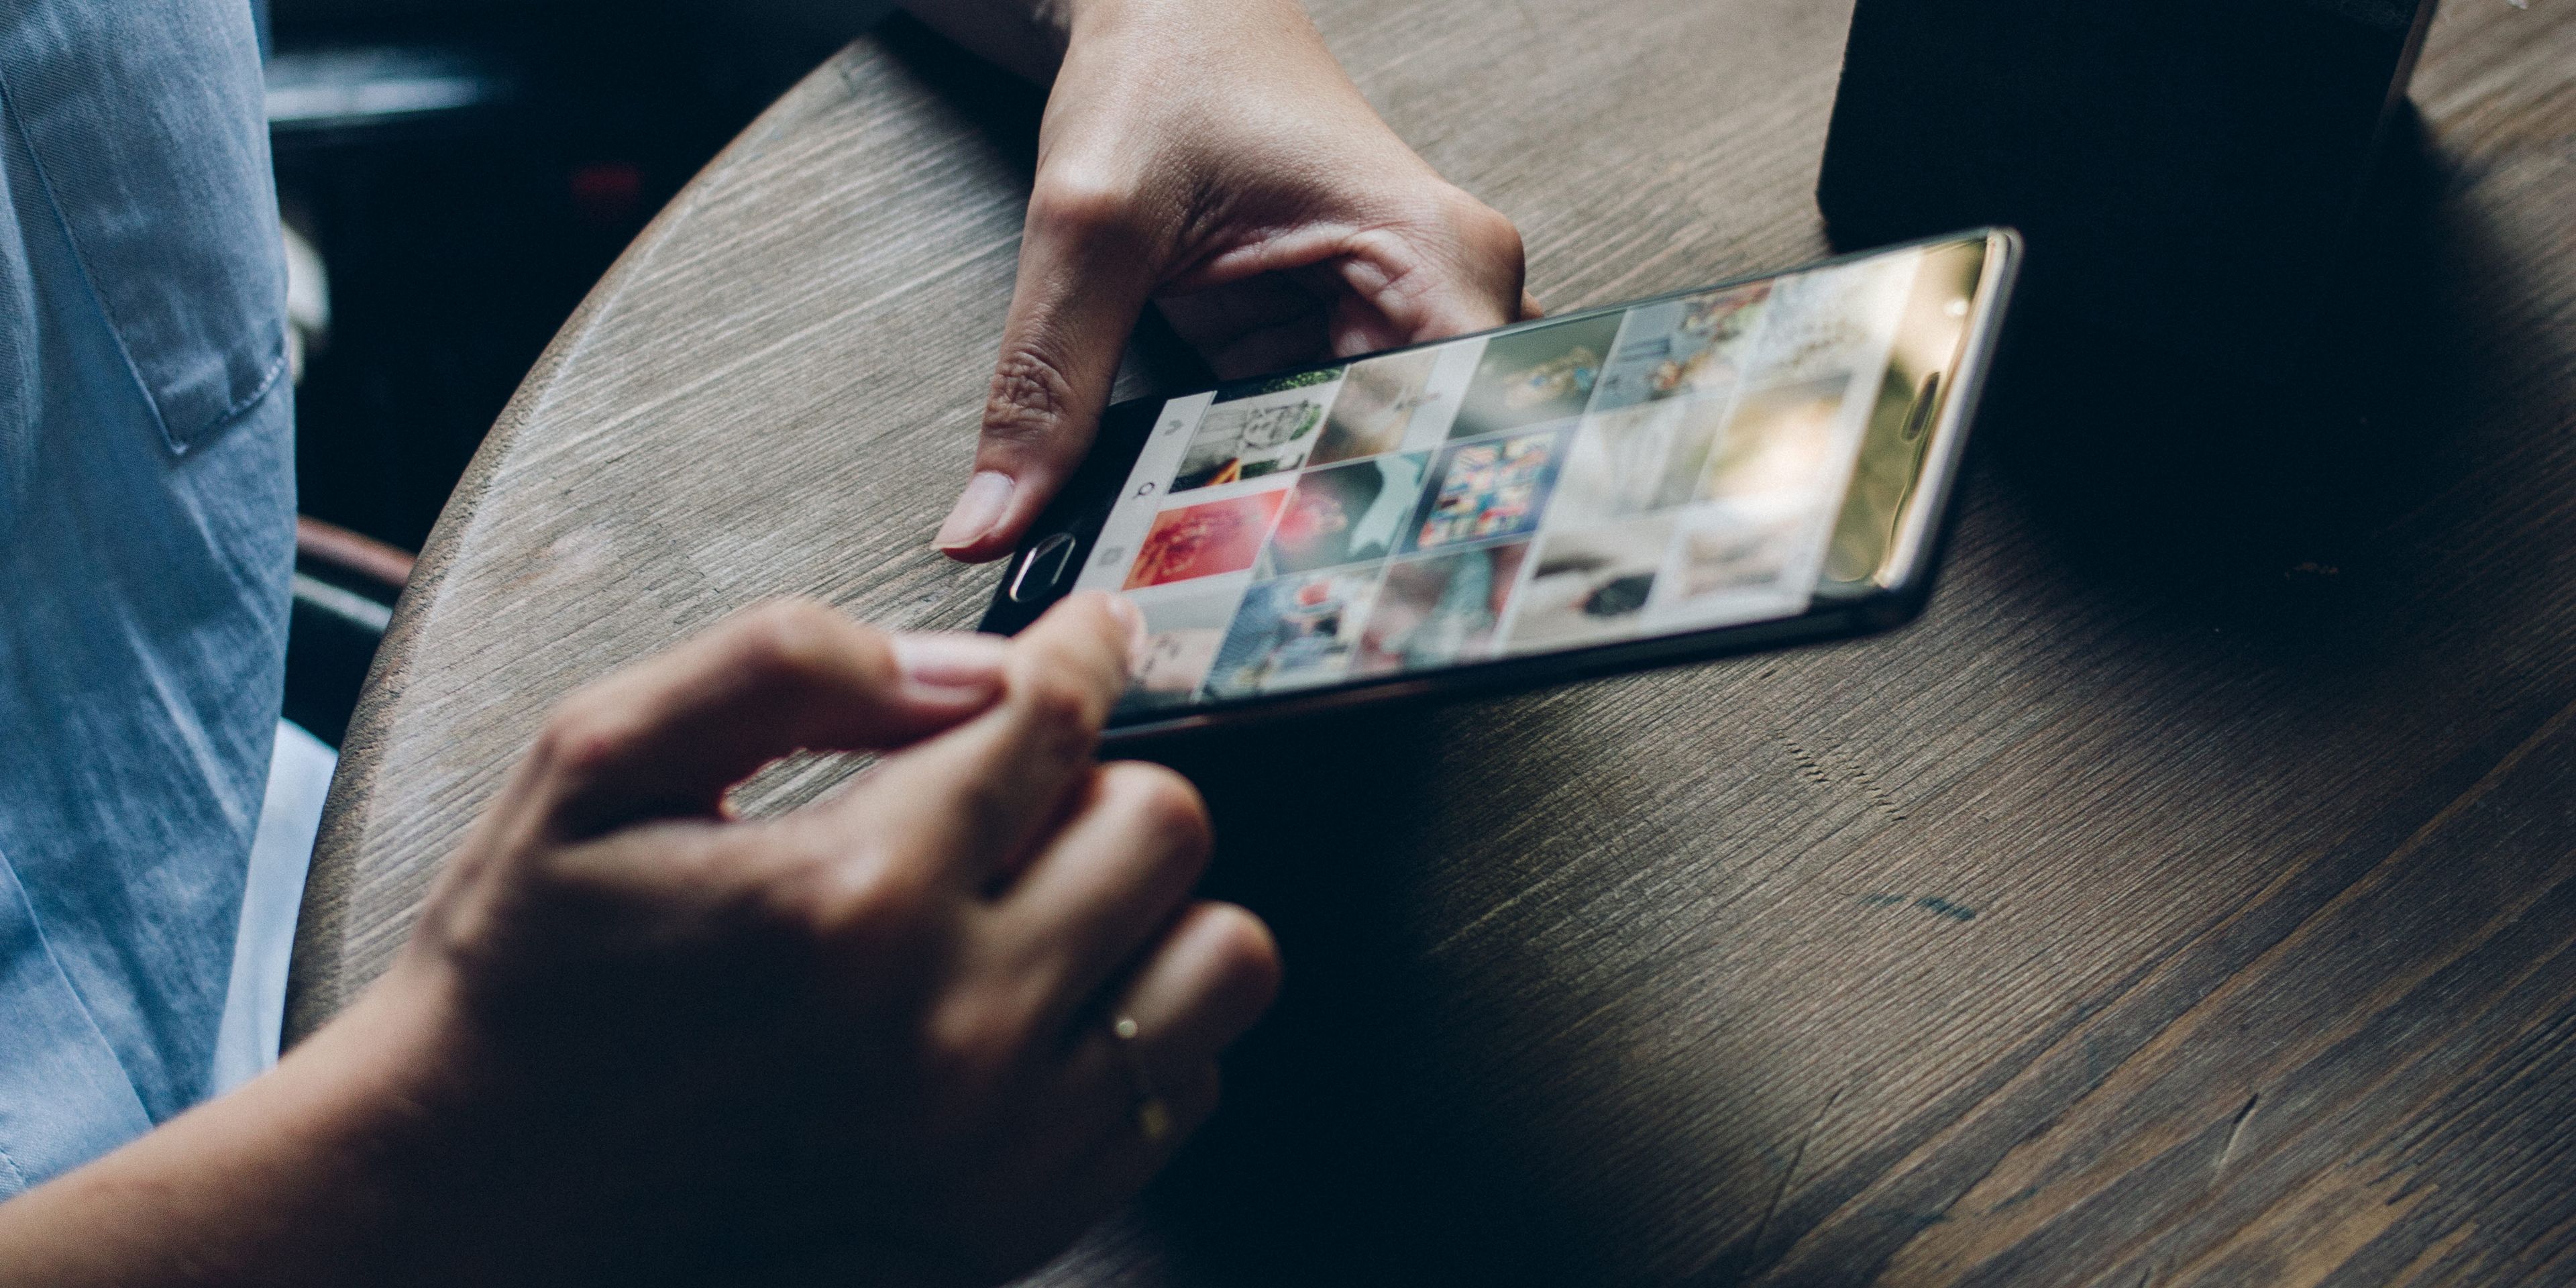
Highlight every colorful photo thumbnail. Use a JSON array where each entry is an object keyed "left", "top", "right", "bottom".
[
  {"left": 1171, "top": 374, "right": 1340, "bottom": 492},
  {"left": 1409, "top": 428, "right": 1567, "bottom": 553},
  {"left": 1552, "top": 396, "right": 1728, "bottom": 525},
  {"left": 1354, "top": 541, "right": 1529, "bottom": 676},
  {"left": 1697, "top": 376, "right": 1853, "bottom": 504},
  {"left": 1115, "top": 580, "right": 1250, "bottom": 716},
  {"left": 1508, "top": 517, "right": 1675, "bottom": 652},
  {"left": 1203, "top": 568, "right": 1383, "bottom": 698},
  {"left": 1589, "top": 283, "right": 1770, "bottom": 413},
  {"left": 1452, "top": 313, "right": 1625, "bottom": 440},
  {"left": 1311, "top": 350, "right": 1442, "bottom": 466},
  {"left": 1259, "top": 452, "right": 1430, "bottom": 577},
  {"left": 1123, "top": 488, "right": 1290, "bottom": 590}
]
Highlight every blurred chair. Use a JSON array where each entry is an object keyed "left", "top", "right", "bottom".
[{"left": 285, "top": 517, "right": 411, "bottom": 748}]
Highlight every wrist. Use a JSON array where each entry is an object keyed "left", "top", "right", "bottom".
[
  {"left": 227, "top": 961, "right": 564, "bottom": 1283},
  {"left": 307, "top": 959, "right": 642, "bottom": 1285},
  {"left": 211, "top": 955, "right": 635, "bottom": 1287}
]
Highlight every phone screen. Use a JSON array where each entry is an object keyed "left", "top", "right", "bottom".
[{"left": 1033, "top": 233, "right": 2004, "bottom": 726}]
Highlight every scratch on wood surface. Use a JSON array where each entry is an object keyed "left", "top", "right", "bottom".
[
  {"left": 1782, "top": 736, "right": 1833, "bottom": 788},
  {"left": 1754, "top": 1084, "right": 1846, "bottom": 1254},
  {"left": 1776, "top": 733, "right": 1910, "bottom": 822},
  {"left": 1834, "top": 746, "right": 1911, "bottom": 822},
  {"left": 2214, "top": 1092, "right": 2261, "bottom": 1181}
]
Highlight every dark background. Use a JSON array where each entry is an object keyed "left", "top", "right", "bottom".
[{"left": 272, "top": 0, "right": 895, "bottom": 553}]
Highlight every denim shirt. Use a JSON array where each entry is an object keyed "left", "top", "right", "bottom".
[{"left": 0, "top": 0, "right": 293, "bottom": 1194}]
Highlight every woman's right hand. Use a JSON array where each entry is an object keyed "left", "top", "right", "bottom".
[{"left": 373, "top": 594, "right": 1280, "bottom": 1284}]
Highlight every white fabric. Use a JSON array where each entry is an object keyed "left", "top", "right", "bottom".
[{"left": 209, "top": 719, "right": 334, "bottom": 1095}]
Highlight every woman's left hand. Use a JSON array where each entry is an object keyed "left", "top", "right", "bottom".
[{"left": 919, "top": 0, "right": 1536, "bottom": 562}]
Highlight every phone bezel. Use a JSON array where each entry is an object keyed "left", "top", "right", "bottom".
[{"left": 979, "top": 228, "right": 2023, "bottom": 743}]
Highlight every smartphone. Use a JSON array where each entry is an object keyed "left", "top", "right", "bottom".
[{"left": 980, "top": 229, "right": 2021, "bottom": 741}]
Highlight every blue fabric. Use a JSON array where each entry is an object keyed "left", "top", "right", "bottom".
[{"left": 0, "top": 0, "right": 292, "bottom": 1195}]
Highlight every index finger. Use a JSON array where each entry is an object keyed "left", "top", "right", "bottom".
[
  {"left": 815, "top": 592, "right": 1143, "bottom": 887},
  {"left": 506, "top": 601, "right": 1011, "bottom": 843}
]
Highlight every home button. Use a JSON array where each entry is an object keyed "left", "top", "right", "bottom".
[{"left": 1008, "top": 533, "right": 1081, "bottom": 604}]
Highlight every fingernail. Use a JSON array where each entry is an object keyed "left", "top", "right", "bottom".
[
  {"left": 935, "top": 472, "right": 1015, "bottom": 551},
  {"left": 892, "top": 631, "right": 1010, "bottom": 702}
]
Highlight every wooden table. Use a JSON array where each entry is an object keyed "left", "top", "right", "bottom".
[{"left": 286, "top": 2, "right": 2576, "bottom": 1283}]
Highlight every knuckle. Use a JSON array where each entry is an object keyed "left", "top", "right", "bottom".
[
  {"left": 1425, "top": 184, "right": 1525, "bottom": 266},
  {"left": 686, "top": 835, "right": 820, "bottom": 941},
  {"left": 529, "top": 689, "right": 631, "bottom": 781},
  {"left": 1008, "top": 664, "right": 1109, "bottom": 745},
  {"left": 943, "top": 773, "right": 1027, "bottom": 844},
  {"left": 1201, "top": 904, "right": 1283, "bottom": 1010},
  {"left": 1464, "top": 198, "right": 1525, "bottom": 259},
  {"left": 807, "top": 849, "right": 936, "bottom": 954},
  {"left": 724, "top": 599, "right": 848, "bottom": 685},
  {"left": 1106, "top": 763, "right": 1213, "bottom": 859},
  {"left": 984, "top": 345, "right": 1082, "bottom": 443},
  {"left": 1028, "top": 166, "right": 1144, "bottom": 244},
  {"left": 922, "top": 990, "right": 1036, "bottom": 1093}
]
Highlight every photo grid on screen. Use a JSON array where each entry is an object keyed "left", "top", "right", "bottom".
[{"left": 1075, "top": 249, "right": 1931, "bottom": 716}]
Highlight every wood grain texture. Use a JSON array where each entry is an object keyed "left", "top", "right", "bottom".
[{"left": 285, "top": 1, "right": 2576, "bottom": 1284}]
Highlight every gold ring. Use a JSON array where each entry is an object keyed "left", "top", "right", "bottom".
[{"left": 1109, "top": 1014, "right": 1171, "bottom": 1143}]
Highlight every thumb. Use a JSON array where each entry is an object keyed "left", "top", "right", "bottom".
[
  {"left": 938, "top": 189, "right": 1163, "bottom": 564},
  {"left": 511, "top": 601, "right": 1011, "bottom": 841}
]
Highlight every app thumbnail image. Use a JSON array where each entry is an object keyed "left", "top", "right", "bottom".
[
  {"left": 1258, "top": 452, "right": 1429, "bottom": 577},
  {"left": 1310, "top": 350, "right": 1442, "bottom": 466},
  {"left": 1409, "top": 429, "right": 1566, "bottom": 553},
  {"left": 1116, "top": 584, "right": 1248, "bottom": 714},
  {"left": 1171, "top": 380, "right": 1339, "bottom": 492},
  {"left": 1123, "top": 488, "right": 1289, "bottom": 590},
  {"left": 1552, "top": 396, "right": 1728, "bottom": 525},
  {"left": 1746, "top": 259, "right": 1911, "bottom": 388},
  {"left": 1452, "top": 313, "right": 1625, "bottom": 439},
  {"left": 1203, "top": 568, "right": 1383, "bottom": 698},
  {"left": 1697, "top": 376, "right": 1853, "bottom": 504},
  {"left": 1354, "top": 541, "right": 1529, "bottom": 676},
  {"left": 1509, "top": 518, "right": 1676, "bottom": 652},
  {"left": 1668, "top": 500, "right": 1815, "bottom": 612},
  {"left": 1590, "top": 283, "right": 1771, "bottom": 412}
]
